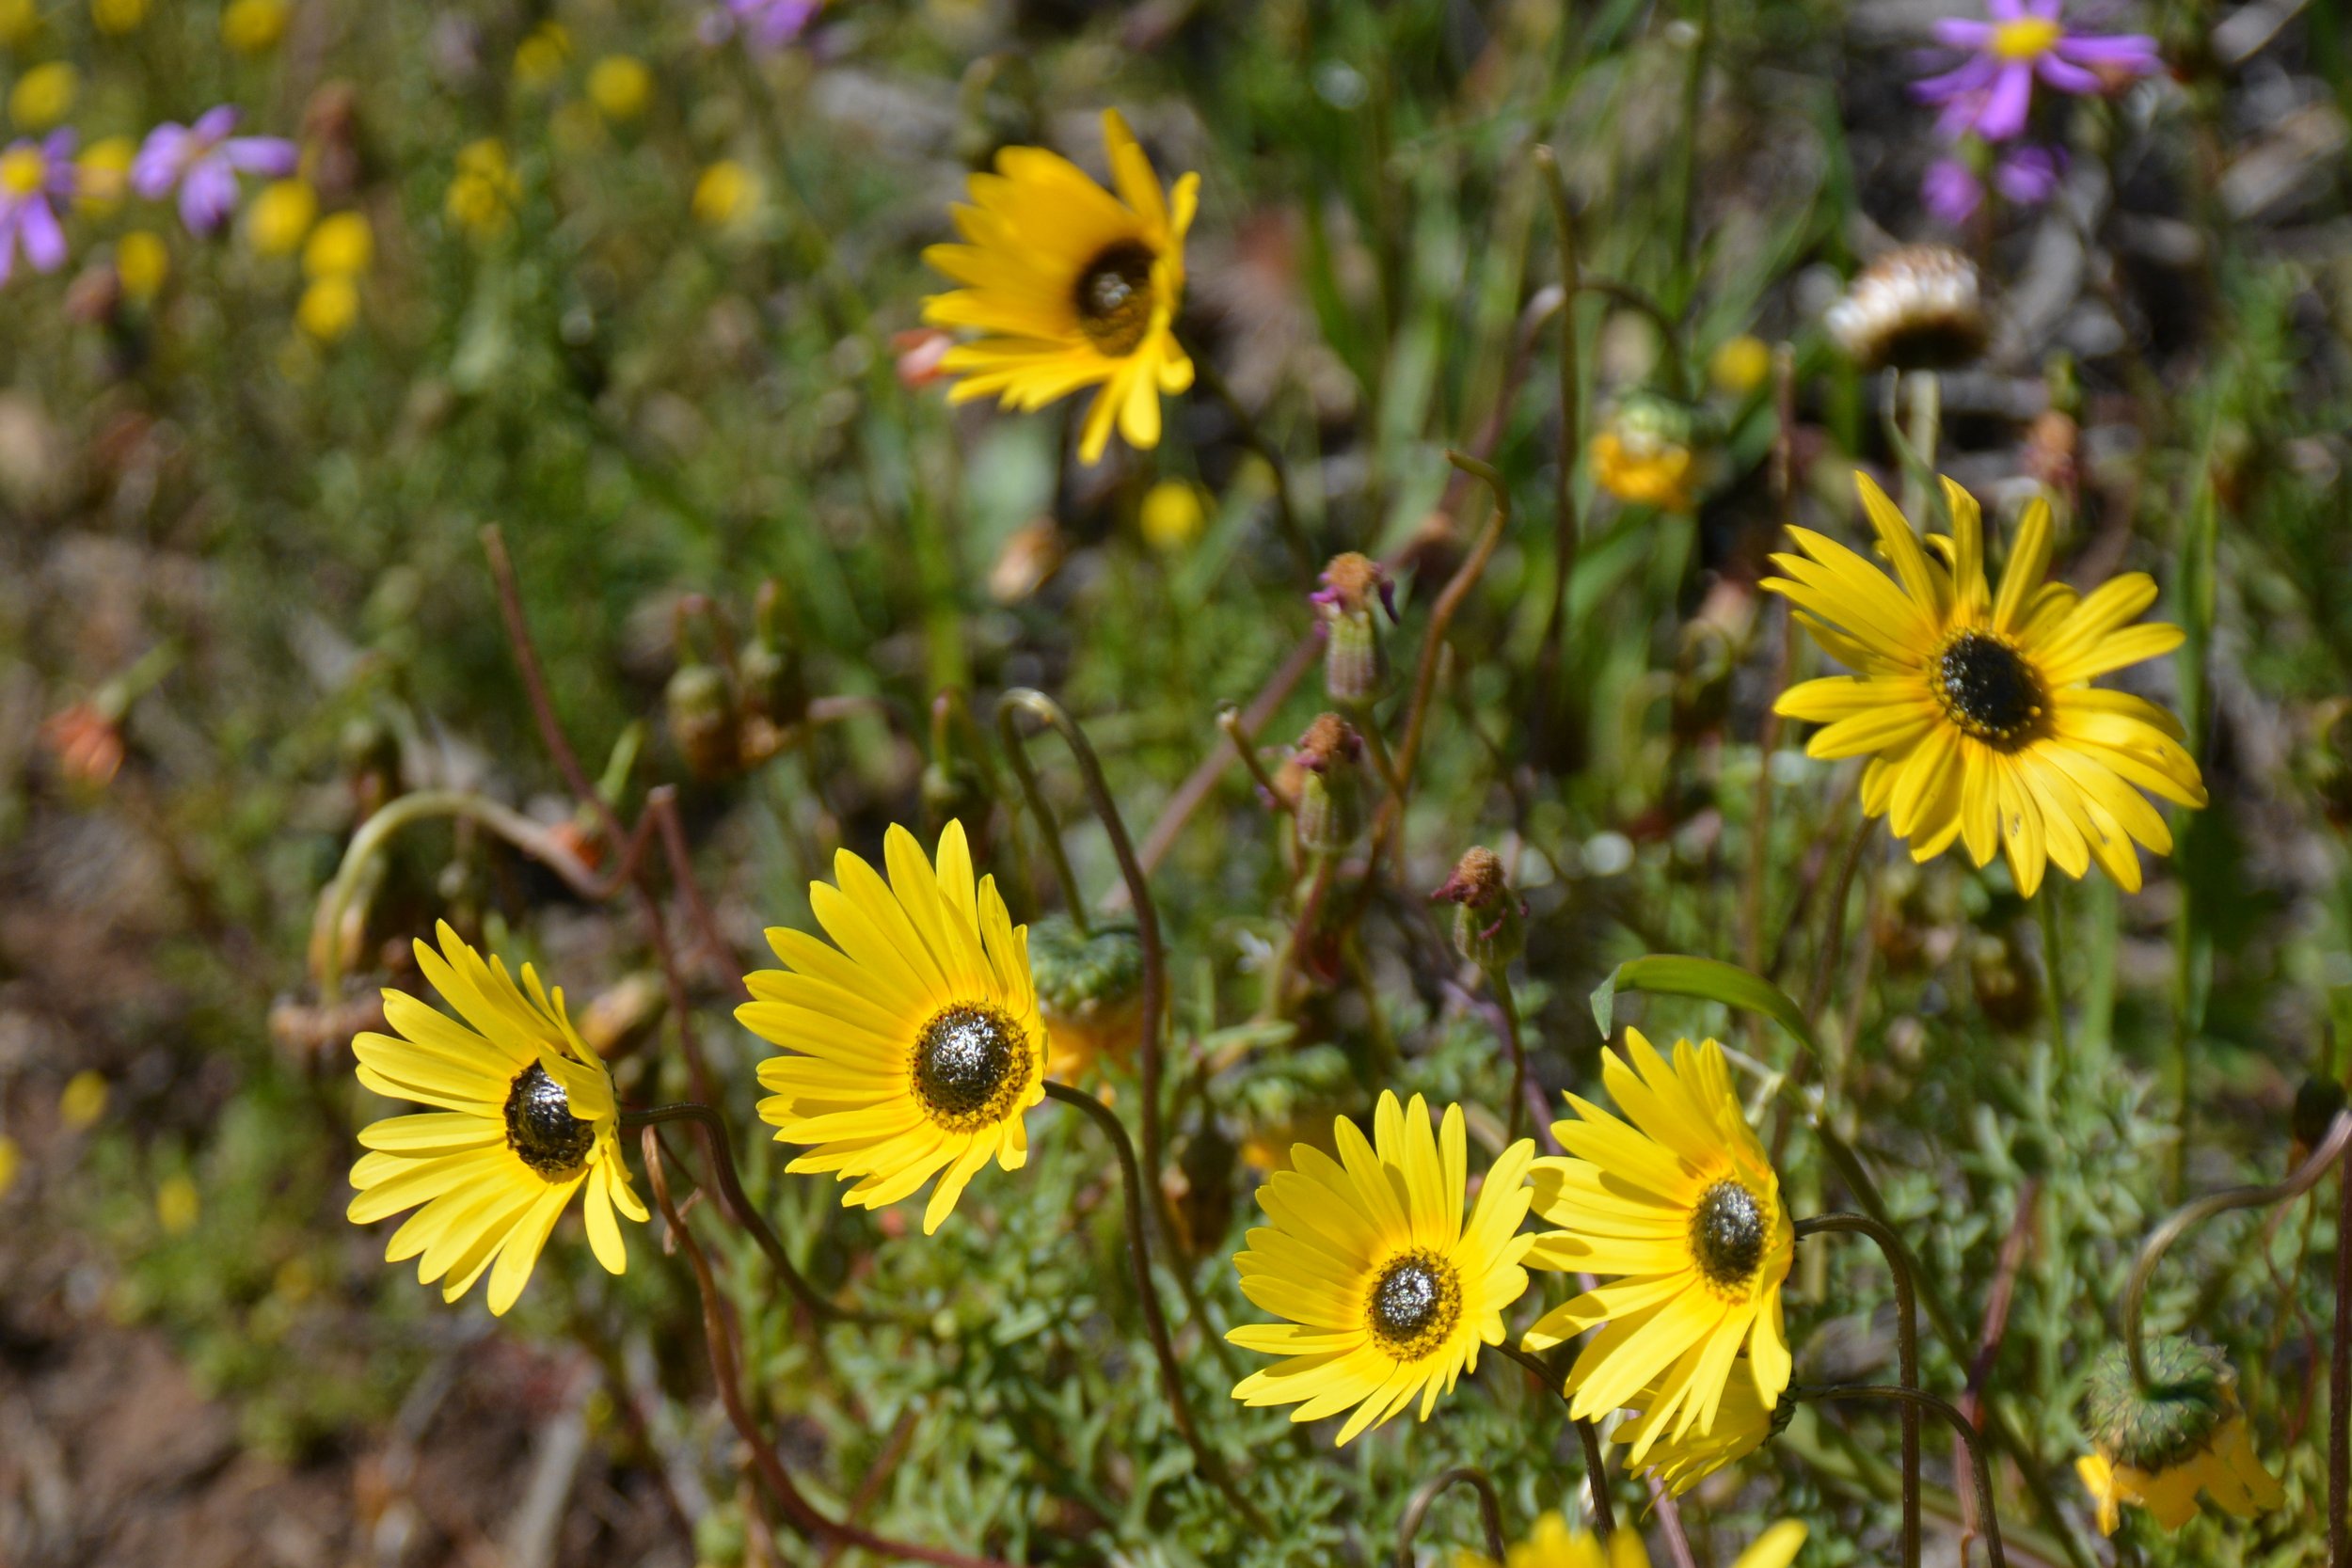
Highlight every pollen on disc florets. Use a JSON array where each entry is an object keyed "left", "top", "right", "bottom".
[
  {"left": 911, "top": 1002, "right": 1030, "bottom": 1132},
  {"left": 1690, "top": 1179, "right": 1768, "bottom": 1290},
  {"left": 1073, "top": 240, "right": 1157, "bottom": 356},
  {"left": 1364, "top": 1247, "right": 1462, "bottom": 1360},
  {"left": 504, "top": 1061, "right": 596, "bottom": 1180},
  {"left": 2082, "top": 1338, "right": 2234, "bottom": 1475},
  {"left": 1931, "top": 627, "right": 2047, "bottom": 746}
]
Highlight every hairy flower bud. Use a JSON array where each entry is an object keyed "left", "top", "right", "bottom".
[
  {"left": 2082, "top": 1338, "right": 2232, "bottom": 1476},
  {"left": 1311, "top": 552, "right": 1394, "bottom": 706},
  {"left": 1430, "top": 847, "right": 1525, "bottom": 971},
  {"left": 1292, "top": 713, "right": 1365, "bottom": 857},
  {"left": 1029, "top": 914, "right": 1146, "bottom": 1081}
]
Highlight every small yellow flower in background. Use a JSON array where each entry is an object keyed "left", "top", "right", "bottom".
[
  {"left": 347, "top": 922, "right": 648, "bottom": 1316},
  {"left": 1524, "top": 1031, "right": 1794, "bottom": 1445},
  {"left": 447, "top": 138, "right": 519, "bottom": 237},
  {"left": 221, "top": 0, "right": 291, "bottom": 53},
  {"left": 76, "top": 135, "right": 135, "bottom": 214},
  {"left": 1026, "top": 915, "right": 1144, "bottom": 1083},
  {"left": 1766, "top": 473, "right": 2205, "bottom": 895},
  {"left": 1591, "top": 391, "right": 1705, "bottom": 513},
  {"left": 739, "top": 821, "right": 1046, "bottom": 1234},
  {"left": 924, "top": 109, "right": 1198, "bottom": 466},
  {"left": 1454, "top": 1511, "right": 1806, "bottom": 1568},
  {"left": 1708, "top": 332, "right": 1773, "bottom": 398},
  {"left": 1228, "top": 1091, "right": 1534, "bottom": 1446},
  {"left": 156, "top": 1173, "right": 200, "bottom": 1235},
  {"left": 9, "top": 61, "right": 77, "bottom": 132},
  {"left": 692, "top": 159, "right": 755, "bottom": 228},
  {"left": 304, "top": 210, "right": 373, "bottom": 277},
  {"left": 587, "top": 55, "right": 651, "bottom": 123},
  {"left": 1618, "top": 1358, "right": 1776, "bottom": 1495},
  {"left": 0, "top": 0, "right": 36, "bottom": 46},
  {"left": 2075, "top": 1338, "right": 2285, "bottom": 1535},
  {"left": 60, "top": 1069, "right": 109, "bottom": 1130},
  {"left": 91, "top": 0, "right": 147, "bottom": 34},
  {"left": 0, "top": 1132, "right": 20, "bottom": 1198},
  {"left": 1139, "top": 478, "right": 1207, "bottom": 552},
  {"left": 513, "top": 21, "right": 570, "bottom": 87},
  {"left": 296, "top": 274, "right": 358, "bottom": 340},
  {"left": 245, "top": 178, "right": 317, "bottom": 257},
  {"left": 116, "top": 230, "right": 169, "bottom": 301}
]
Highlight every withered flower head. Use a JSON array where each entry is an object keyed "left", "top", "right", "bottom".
[
  {"left": 1292, "top": 713, "right": 1365, "bottom": 855},
  {"left": 1825, "top": 244, "right": 1987, "bottom": 371},
  {"left": 1311, "top": 552, "right": 1394, "bottom": 705},
  {"left": 1430, "top": 847, "right": 1525, "bottom": 971}
]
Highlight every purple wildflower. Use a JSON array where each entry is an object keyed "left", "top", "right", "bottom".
[
  {"left": 0, "top": 131, "right": 75, "bottom": 285},
  {"left": 131, "top": 106, "right": 298, "bottom": 235},
  {"left": 1923, "top": 143, "right": 2067, "bottom": 227},
  {"left": 702, "top": 0, "right": 823, "bottom": 50},
  {"left": 1914, "top": 0, "right": 2161, "bottom": 142}
]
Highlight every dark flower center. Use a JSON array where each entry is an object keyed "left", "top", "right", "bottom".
[
  {"left": 1365, "top": 1249, "right": 1462, "bottom": 1359},
  {"left": 912, "top": 1003, "right": 1028, "bottom": 1132},
  {"left": 1690, "top": 1180, "right": 1767, "bottom": 1289},
  {"left": 1073, "top": 241, "right": 1157, "bottom": 356},
  {"left": 504, "top": 1062, "right": 595, "bottom": 1180},
  {"left": 1932, "top": 629, "right": 2045, "bottom": 746}
]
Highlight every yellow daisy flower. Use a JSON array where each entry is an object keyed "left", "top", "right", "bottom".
[
  {"left": 922, "top": 109, "right": 1198, "bottom": 466},
  {"left": 2074, "top": 1338, "right": 2286, "bottom": 1535},
  {"left": 347, "top": 922, "right": 647, "bottom": 1316},
  {"left": 1227, "top": 1091, "right": 1535, "bottom": 1447},
  {"left": 1523, "top": 1032, "right": 1793, "bottom": 1443},
  {"left": 739, "top": 820, "right": 1046, "bottom": 1235},
  {"left": 1454, "top": 1512, "right": 1806, "bottom": 1568},
  {"left": 1616, "top": 1356, "right": 1776, "bottom": 1496},
  {"left": 1767, "top": 472, "right": 2205, "bottom": 895}
]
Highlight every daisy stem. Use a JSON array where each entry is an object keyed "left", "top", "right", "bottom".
[
  {"left": 2117, "top": 1107, "right": 2352, "bottom": 1388},
  {"left": 1041, "top": 1081, "right": 1271, "bottom": 1532},
  {"left": 1788, "top": 1384, "right": 2005, "bottom": 1568},
  {"left": 993, "top": 696, "right": 1092, "bottom": 936},
  {"left": 2035, "top": 886, "right": 2068, "bottom": 1055},
  {"left": 996, "top": 690, "right": 1172, "bottom": 1232},
  {"left": 638, "top": 1131, "right": 1017, "bottom": 1568},
  {"left": 1393, "top": 1465, "right": 1506, "bottom": 1568},
  {"left": 1493, "top": 1342, "right": 1617, "bottom": 1538},
  {"left": 1795, "top": 1212, "right": 1920, "bottom": 1568},
  {"left": 1491, "top": 970, "right": 1531, "bottom": 1145},
  {"left": 620, "top": 1103, "right": 861, "bottom": 1325}
]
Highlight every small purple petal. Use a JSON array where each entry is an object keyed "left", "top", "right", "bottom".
[
  {"left": 1931, "top": 18, "right": 1994, "bottom": 47},
  {"left": 2054, "top": 31, "right": 2161, "bottom": 70},
  {"left": 180, "top": 157, "right": 239, "bottom": 233},
  {"left": 2023, "top": 0, "right": 2064, "bottom": 18},
  {"left": 1994, "top": 144, "right": 2065, "bottom": 202},
  {"left": 1923, "top": 158, "right": 1982, "bottom": 227},
  {"left": 1914, "top": 56, "right": 1997, "bottom": 105},
  {"left": 18, "top": 198, "right": 64, "bottom": 272},
  {"left": 224, "top": 135, "right": 298, "bottom": 176},
  {"left": 132, "top": 123, "right": 190, "bottom": 198},
  {"left": 1986, "top": 0, "right": 2026, "bottom": 19},
  {"left": 1979, "top": 61, "right": 2035, "bottom": 140},
  {"left": 2035, "top": 55, "right": 2103, "bottom": 93},
  {"left": 0, "top": 218, "right": 18, "bottom": 287},
  {"left": 193, "top": 104, "right": 240, "bottom": 141}
]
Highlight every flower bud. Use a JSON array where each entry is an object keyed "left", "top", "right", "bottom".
[
  {"left": 1291, "top": 713, "right": 1365, "bottom": 857},
  {"left": 1029, "top": 914, "right": 1146, "bottom": 1081},
  {"left": 665, "top": 661, "right": 740, "bottom": 780},
  {"left": 1591, "top": 390, "right": 1708, "bottom": 512},
  {"left": 1311, "top": 552, "right": 1392, "bottom": 706},
  {"left": 2081, "top": 1338, "right": 2233, "bottom": 1477},
  {"left": 1430, "top": 847, "right": 1525, "bottom": 971}
]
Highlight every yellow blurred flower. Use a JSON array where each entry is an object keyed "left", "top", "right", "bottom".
[
  {"left": 447, "top": 138, "right": 519, "bottom": 237},
  {"left": 246, "top": 178, "right": 317, "bottom": 257},
  {"left": 10, "top": 61, "right": 77, "bottom": 131},
  {"left": 60, "top": 1069, "right": 109, "bottom": 1130},
  {"left": 221, "top": 0, "right": 291, "bottom": 53},
  {"left": 296, "top": 273, "right": 359, "bottom": 340},
  {"left": 1139, "top": 479, "right": 1206, "bottom": 552},
  {"left": 76, "top": 135, "right": 135, "bottom": 214},
  {"left": 92, "top": 0, "right": 147, "bottom": 34},
  {"left": 117, "top": 230, "right": 169, "bottom": 302},
  {"left": 156, "top": 1173, "right": 200, "bottom": 1235},
  {"left": 513, "top": 21, "right": 570, "bottom": 87},
  {"left": 303, "top": 210, "right": 373, "bottom": 277},
  {"left": 692, "top": 159, "right": 755, "bottom": 227},
  {"left": 1708, "top": 333, "right": 1773, "bottom": 398},
  {"left": 0, "top": 0, "right": 36, "bottom": 46},
  {"left": 0, "top": 1132, "right": 20, "bottom": 1198},
  {"left": 587, "top": 55, "right": 651, "bottom": 122}
]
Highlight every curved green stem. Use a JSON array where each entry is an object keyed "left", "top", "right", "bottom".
[
  {"left": 1041, "top": 1081, "right": 1268, "bottom": 1531},
  {"left": 1493, "top": 1341, "right": 1615, "bottom": 1538},
  {"left": 993, "top": 697, "right": 1090, "bottom": 934},
  {"left": 1394, "top": 1465, "right": 1506, "bottom": 1567},
  {"left": 1790, "top": 1384, "right": 2005, "bottom": 1568},
  {"left": 1797, "top": 1212, "right": 1919, "bottom": 1568}
]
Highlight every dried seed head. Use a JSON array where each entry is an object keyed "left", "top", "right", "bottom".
[{"left": 1826, "top": 244, "right": 1988, "bottom": 371}]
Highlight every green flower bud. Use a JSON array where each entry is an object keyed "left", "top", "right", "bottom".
[
  {"left": 1291, "top": 713, "right": 1364, "bottom": 857},
  {"left": 2081, "top": 1338, "right": 2233, "bottom": 1476}
]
